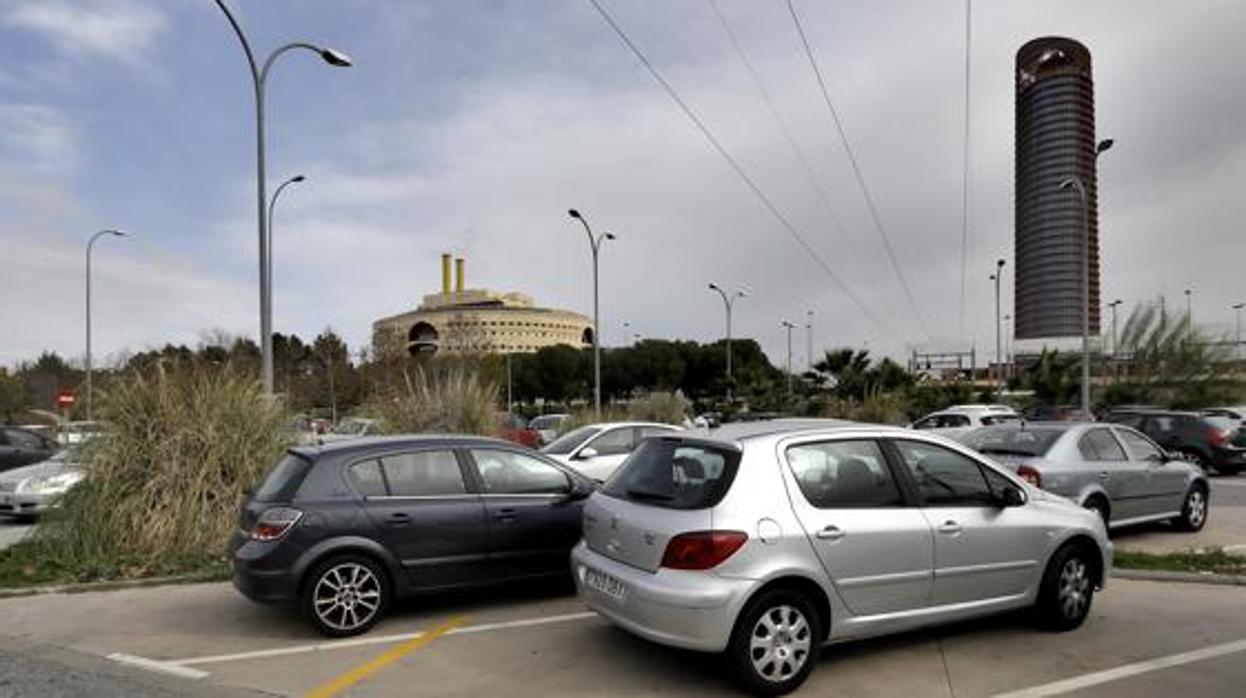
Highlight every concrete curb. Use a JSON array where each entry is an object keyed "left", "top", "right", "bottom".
[
  {"left": 1113, "top": 567, "right": 1246, "bottom": 586},
  {"left": 0, "top": 570, "right": 227, "bottom": 599}
]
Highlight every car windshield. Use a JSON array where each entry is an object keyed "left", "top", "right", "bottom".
[
  {"left": 1206, "top": 416, "right": 1239, "bottom": 431},
  {"left": 531, "top": 415, "right": 562, "bottom": 429},
  {"left": 981, "top": 414, "right": 1021, "bottom": 425},
  {"left": 961, "top": 427, "right": 1064, "bottom": 456},
  {"left": 541, "top": 426, "right": 598, "bottom": 455},
  {"left": 600, "top": 438, "right": 740, "bottom": 510}
]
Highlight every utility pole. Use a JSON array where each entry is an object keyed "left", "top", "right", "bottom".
[
  {"left": 1233, "top": 302, "right": 1244, "bottom": 364},
  {"left": 781, "top": 320, "right": 797, "bottom": 398},
  {"left": 991, "top": 258, "right": 1005, "bottom": 392},
  {"left": 568, "top": 209, "right": 615, "bottom": 417},
  {"left": 805, "top": 310, "right": 813, "bottom": 373}
]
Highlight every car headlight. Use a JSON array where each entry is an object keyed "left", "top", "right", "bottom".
[{"left": 16, "top": 471, "right": 85, "bottom": 495}]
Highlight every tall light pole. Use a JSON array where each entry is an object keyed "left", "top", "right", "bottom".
[
  {"left": 267, "top": 174, "right": 305, "bottom": 328},
  {"left": 568, "top": 209, "right": 614, "bottom": 416},
  {"left": 990, "top": 258, "right": 1005, "bottom": 391},
  {"left": 708, "top": 283, "right": 747, "bottom": 402},
  {"left": 1003, "top": 314, "right": 1013, "bottom": 381},
  {"left": 781, "top": 320, "right": 797, "bottom": 398},
  {"left": 805, "top": 310, "right": 814, "bottom": 373},
  {"left": 1107, "top": 299, "right": 1123, "bottom": 357},
  {"left": 213, "top": 0, "right": 352, "bottom": 396},
  {"left": 85, "top": 229, "right": 128, "bottom": 421},
  {"left": 1058, "top": 137, "right": 1112, "bottom": 420},
  {"left": 1233, "top": 302, "right": 1244, "bottom": 364},
  {"left": 1184, "top": 288, "right": 1193, "bottom": 326}
]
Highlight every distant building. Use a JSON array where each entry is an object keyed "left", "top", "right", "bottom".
[
  {"left": 372, "top": 254, "right": 593, "bottom": 357},
  {"left": 1014, "top": 36, "right": 1101, "bottom": 339}
]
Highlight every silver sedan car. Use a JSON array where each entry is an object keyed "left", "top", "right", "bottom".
[
  {"left": 571, "top": 420, "right": 1111, "bottom": 695},
  {"left": 957, "top": 422, "right": 1209, "bottom": 531}
]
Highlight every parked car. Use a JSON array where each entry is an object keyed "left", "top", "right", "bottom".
[
  {"left": 528, "top": 414, "right": 568, "bottom": 446},
  {"left": 0, "top": 447, "right": 86, "bottom": 519},
  {"left": 1102, "top": 409, "right": 1246, "bottom": 474},
  {"left": 0, "top": 426, "right": 60, "bottom": 473},
  {"left": 319, "top": 417, "right": 380, "bottom": 443},
  {"left": 498, "top": 413, "right": 541, "bottom": 448},
  {"left": 55, "top": 421, "right": 102, "bottom": 446},
  {"left": 958, "top": 422, "right": 1209, "bottom": 530},
  {"left": 1203, "top": 405, "right": 1246, "bottom": 425},
  {"left": 231, "top": 435, "right": 595, "bottom": 637},
  {"left": 541, "top": 422, "right": 682, "bottom": 481},
  {"left": 571, "top": 420, "right": 1110, "bottom": 695},
  {"left": 910, "top": 404, "right": 1021, "bottom": 438}
]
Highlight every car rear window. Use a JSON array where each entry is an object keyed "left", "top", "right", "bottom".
[
  {"left": 961, "top": 428, "right": 1063, "bottom": 457},
  {"left": 600, "top": 439, "right": 740, "bottom": 510},
  {"left": 253, "top": 453, "right": 312, "bottom": 502}
]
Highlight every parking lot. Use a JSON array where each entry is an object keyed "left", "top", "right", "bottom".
[{"left": 0, "top": 476, "right": 1242, "bottom": 697}]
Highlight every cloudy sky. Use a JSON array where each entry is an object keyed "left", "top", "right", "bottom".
[{"left": 3, "top": 0, "right": 1244, "bottom": 370}]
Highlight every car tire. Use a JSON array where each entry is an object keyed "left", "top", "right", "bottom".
[
  {"left": 302, "top": 554, "right": 390, "bottom": 638},
  {"left": 1172, "top": 484, "right": 1209, "bottom": 532},
  {"left": 1036, "top": 543, "right": 1096, "bottom": 632},
  {"left": 726, "top": 589, "right": 822, "bottom": 696},
  {"left": 1083, "top": 497, "right": 1110, "bottom": 527}
]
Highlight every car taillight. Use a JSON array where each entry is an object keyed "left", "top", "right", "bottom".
[
  {"left": 1017, "top": 465, "right": 1042, "bottom": 488},
  {"left": 1207, "top": 428, "right": 1229, "bottom": 448},
  {"left": 660, "top": 531, "right": 748, "bottom": 570},
  {"left": 250, "top": 507, "right": 303, "bottom": 541}
]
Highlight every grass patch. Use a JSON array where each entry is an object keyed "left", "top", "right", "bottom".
[
  {"left": 1114, "top": 548, "right": 1246, "bottom": 576},
  {"left": 0, "top": 539, "right": 228, "bottom": 589}
]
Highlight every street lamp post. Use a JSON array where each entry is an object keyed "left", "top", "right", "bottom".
[
  {"left": 990, "top": 258, "right": 1005, "bottom": 391},
  {"left": 1003, "top": 314, "right": 1013, "bottom": 381},
  {"left": 267, "top": 174, "right": 305, "bottom": 328},
  {"left": 1233, "top": 303, "right": 1244, "bottom": 364},
  {"left": 212, "top": 0, "right": 351, "bottom": 397},
  {"left": 1108, "top": 298, "right": 1123, "bottom": 384},
  {"left": 85, "top": 229, "right": 128, "bottom": 422},
  {"left": 1184, "top": 288, "right": 1193, "bottom": 326},
  {"left": 568, "top": 209, "right": 614, "bottom": 416},
  {"left": 708, "top": 283, "right": 747, "bottom": 402},
  {"left": 1058, "top": 138, "right": 1112, "bottom": 420},
  {"left": 805, "top": 310, "right": 813, "bottom": 374},
  {"left": 781, "top": 320, "right": 797, "bottom": 398}
]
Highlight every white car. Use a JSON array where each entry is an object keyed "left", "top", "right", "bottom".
[
  {"left": 541, "top": 422, "right": 682, "bottom": 481},
  {"left": 911, "top": 404, "right": 1021, "bottom": 439},
  {"left": 319, "top": 417, "right": 380, "bottom": 443},
  {"left": 529, "top": 414, "right": 569, "bottom": 446}
]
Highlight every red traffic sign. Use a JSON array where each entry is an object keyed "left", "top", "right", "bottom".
[{"left": 56, "top": 391, "right": 76, "bottom": 408}]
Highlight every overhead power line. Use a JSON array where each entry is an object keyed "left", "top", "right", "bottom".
[
  {"left": 585, "top": 0, "right": 897, "bottom": 341},
  {"left": 706, "top": 0, "right": 863, "bottom": 269},
  {"left": 784, "top": 0, "right": 933, "bottom": 343}
]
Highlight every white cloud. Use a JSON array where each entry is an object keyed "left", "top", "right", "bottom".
[
  {"left": 0, "top": 103, "right": 80, "bottom": 174},
  {"left": 3, "top": 0, "right": 168, "bottom": 72}
]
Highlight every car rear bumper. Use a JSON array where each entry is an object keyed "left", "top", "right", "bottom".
[
  {"left": 570, "top": 541, "right": 752, "bottom": 653},
  {"left": 0, "top": 492, "right": 54, "bottom": 517},
  {"left": 231, "top": 534, "right": 297, "bottom": 604}
]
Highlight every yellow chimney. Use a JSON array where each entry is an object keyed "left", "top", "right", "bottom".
[
  {"left": 455, "top": 257, "right": 465, "bottom": 293},
  {"left": 441, "top": 253, "right": 451, "bottom": 294}
]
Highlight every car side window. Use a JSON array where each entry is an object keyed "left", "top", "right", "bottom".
[
  {"left": 472, "top": 449, "right": 570, "bottom": 495},
  {"left": 587, "top": 428, "right": 635, "bottom": 456},
  {"left": 380, "top": 450, "right": 466, "bottom": 497},
  {"left": 1079, "top": 429, "right": 1127, "bottom": 461},
  {"left": 892, "top": 440, "right": 994, "bottom": 506},
  {"left": 348, "top": 459, "right": 388, "bottom": 497},
  {"left": 911, "top": 417, "right": 935, "bottom": 430},
  {"left": 638, "top": 426, "right": 672, "bottom": 439},
  {"left": 785, "top": 439, "right": 903, "bottom": 508},
  {"left": 1116, "top": 428, "right": 1163, "bottom": 461},
  {"left": 5, "top": 429, "right": 42, "bottom": 449}
]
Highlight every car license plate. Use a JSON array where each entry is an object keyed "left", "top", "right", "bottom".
[{"left": 584, "top": 567, "right": 626, "bottom": 601}]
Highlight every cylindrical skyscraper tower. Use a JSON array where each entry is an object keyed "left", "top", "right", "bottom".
[{"left": 1014, "top": 37, "right": 1100, "bottom": 339}]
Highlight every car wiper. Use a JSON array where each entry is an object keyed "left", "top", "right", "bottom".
[{"left": 626, "top": 488, "right": 674, "bottom": 502}]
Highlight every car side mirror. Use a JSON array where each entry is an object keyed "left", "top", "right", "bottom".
[
  {"left": 558, "top": 478, "right": 594, "bottom": 503},
  {"left": 577, "top": 447, "right": 599, "bottom": 460},
  {"left": 998, "top": 486, "right": 1025, "bottom": 508}
]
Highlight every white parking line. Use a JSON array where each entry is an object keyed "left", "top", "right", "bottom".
[
  {"left": 992, "top": 638, "right": 1246, "bottom": 697},
  {"left": 107, "top": 653, "right": 209, "bottom": 680},
  {"left": 172, "top": 611, "right": 598, "bottom": 668}
]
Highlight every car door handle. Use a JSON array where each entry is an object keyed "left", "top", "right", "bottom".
[
  {"left": 815, "top": 525, "right": 845, "bottom": 541},
  {"left": 1098, "top": 471, "right": 1109, "bottom": 480},
  {"left": 494, "top": 508, "right": 518, "bottom": 522},
  {"left": 937, "top": 521, "right": 962, "bottom": 535},
  {"left": 386, "top": 512, "right": 412, "bottom": 526}
]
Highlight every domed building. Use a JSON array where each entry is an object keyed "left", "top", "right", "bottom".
[{"left": 372, "top": 254, "right": 594, "bottom": 357}]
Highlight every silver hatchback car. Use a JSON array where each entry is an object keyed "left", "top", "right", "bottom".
[{"left": 571, "top": 420, "right": 1111, "bottom": 695}]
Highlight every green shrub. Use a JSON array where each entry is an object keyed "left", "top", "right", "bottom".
[
  {"left": 29, "top": 364, "right": 287, "bottom": 579},
  {"left": 364, "top": 364, "right": 500, "bottom": 436}
]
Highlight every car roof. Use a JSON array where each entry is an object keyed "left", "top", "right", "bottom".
[
  {"left": 290, "top": 434, "right": 519, "bottom": 459},
  {"left": 682, "top": 418, "right": 873, "bottom": 445}
]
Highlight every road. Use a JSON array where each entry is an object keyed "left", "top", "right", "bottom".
[{"left": 0, "top": 518, "right": 33, "bottom": 551}]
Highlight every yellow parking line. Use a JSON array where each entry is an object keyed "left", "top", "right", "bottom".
[{"left": 304, "top": 615, "right": 467, "bottom": 698}]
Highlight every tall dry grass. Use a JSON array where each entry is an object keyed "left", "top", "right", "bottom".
[
  {"left": 34, "top": 364, "right": 287, "bottom": 577},
  {"left": 364, "top": 365, "right": 500, "bottom": 436}
]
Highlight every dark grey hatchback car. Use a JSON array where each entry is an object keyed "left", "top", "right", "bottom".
[{"left": 230, "top": 435, "right": 595, "bottom": 636}]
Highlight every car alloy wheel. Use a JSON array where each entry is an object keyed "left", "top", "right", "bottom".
[
  {"left": 310, "top": 560, "right": 384, "bottom": 635},
  {"left": 1176, "top": 486, "right": 1208, "bottom": 531},
  {"left": 749, "top": 605, "right": 813, "bottom": 684},
  {"left": 1057, "top": 557, "right": 1091, "bottom": 621}
]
